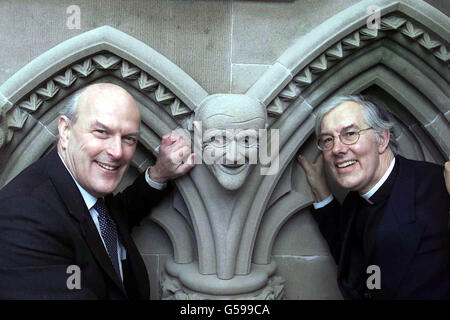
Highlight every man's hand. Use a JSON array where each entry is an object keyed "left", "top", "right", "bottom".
[
  {"left": 148, "top": 132, "right": 195, "bottom": 183},
  {"left": 444, "top": 156, "right": 450, "bottom": 195},
  {"left": 297, "top": 154, "right": 331, "bottom": 202}
]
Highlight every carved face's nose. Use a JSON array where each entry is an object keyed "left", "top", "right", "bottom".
[{"left": 223, "top": 140, "right": 245, "bottom": 167}]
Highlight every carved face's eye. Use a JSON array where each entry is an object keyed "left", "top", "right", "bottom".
[
  {"left": 236, "top": 130, "right": 258, "bottom": 148},
  {"left": 211, "top": 135, "right": 227, "bottom": 148},
  {"left": 203, "top": 129, "right": 228, "bottom": 149}
]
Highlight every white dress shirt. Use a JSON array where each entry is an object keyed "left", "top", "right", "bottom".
[
  {"left": 58, "top": 152, "right": 166, "bottom": 281},
  {"left": 313, "top": 157, "right": 396, "bottom": 209}
]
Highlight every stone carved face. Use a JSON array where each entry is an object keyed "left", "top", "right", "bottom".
[{"left": 195, "top": 94, "right": 266, "bottom": 190}]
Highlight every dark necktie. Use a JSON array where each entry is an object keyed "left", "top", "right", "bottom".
[{"left": 93, "top": 198, "right": 121, "bottom": 280}]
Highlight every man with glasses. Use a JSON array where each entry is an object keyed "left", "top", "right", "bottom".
[{"left": 297, "top": 95, "right": 450, "bottom": 300}]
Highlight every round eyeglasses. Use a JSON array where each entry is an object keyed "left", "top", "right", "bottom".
[{"left": 317, "top": 127, "right": 373, "bottom": 151}]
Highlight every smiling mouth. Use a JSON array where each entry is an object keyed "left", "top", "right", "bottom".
[
  {"left": 336, "top": 160, "right": 357, "bottom": 168},
  {"left": 95, "top": 161, "right": 120, "bottom": 171},
  {"left": 216, "top": 163, "right": 247, "bottom": 175},
  {"left": 222, "top": 163, "right": 243, "bottom": 168}
]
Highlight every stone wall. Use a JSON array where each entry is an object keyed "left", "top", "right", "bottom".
[
  {"left": 2, "top": 0, "right": 446, "bottom": 94},
  {"left": 0, "top": 0, "right": 448, "bottom": 299}
]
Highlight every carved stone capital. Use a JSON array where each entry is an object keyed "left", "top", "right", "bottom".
[{"left": 161, "top": 258, "right": 285, "bottom": 300}]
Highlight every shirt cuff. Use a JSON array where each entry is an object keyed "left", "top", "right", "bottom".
[
  {"left": 313, "top": 194, "right": 334, "bottom": 210},
  {"left": 145, "top": 168, "right": 167, "bottom": 190}
]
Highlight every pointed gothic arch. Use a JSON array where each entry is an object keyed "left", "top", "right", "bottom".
[
  {"left": 0, "top": 25, "right": 218, "bottom": 275},
  {"left": 239, "top": 0, "right": 449, "bottom": 274},
  {"left": 0, "top": 0, "right": 448, "bottom": 298}
]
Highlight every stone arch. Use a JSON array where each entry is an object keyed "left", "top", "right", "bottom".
[
  {"left": 0, "top": 25, "right": 217, "bottom": 274},
  {"left": 239, "top": 0, "right": 449, "bottom": 273},
  {"left": 0, "top": 0, "right": 448, "bottom": 298}
]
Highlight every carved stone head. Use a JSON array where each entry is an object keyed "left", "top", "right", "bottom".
[{"left": 195, "top": 94, "right": 267, "bottom": 190}]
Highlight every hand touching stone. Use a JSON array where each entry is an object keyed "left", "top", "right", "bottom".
[
  {"left": 148, "top": 132, "right": 195, "bottom": 183},
  {"left": 297, "top": 154, "right": 331, "bottom": 202}
]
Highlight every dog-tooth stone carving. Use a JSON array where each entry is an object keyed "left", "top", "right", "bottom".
[{"left": 0, "top": 0, "right": 448, "bottom": 300}]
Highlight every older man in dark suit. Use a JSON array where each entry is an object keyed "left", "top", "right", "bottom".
[
  {"left": 0, "top": 83, "right": 194, "bottom": 299},
  {"left": 298, "top": 95, "right": 450, "bottom": 299}
]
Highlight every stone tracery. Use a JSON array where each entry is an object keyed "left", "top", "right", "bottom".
[{"left": 0, "top": 0, "right": 448, "bottom": 299}]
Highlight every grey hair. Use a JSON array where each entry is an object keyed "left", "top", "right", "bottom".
[
  {"left": 60, "top": 89, "right": 85, "bottom": 124},
  {"left": 55, "top": 89, "right": 85, "bottom": 143},
  {"left": 315, "top": 95, "right": 398, "bottom": 154}
]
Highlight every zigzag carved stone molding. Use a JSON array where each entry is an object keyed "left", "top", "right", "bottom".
[
  {"left": 1, "top": 12, "right": 448, "bottom": 150},
  {"left": 0, "top": 53, "right": 193, "bottom": 150},
  {"left": 267, "top": 15, "right": 449, "bottom": 117}
]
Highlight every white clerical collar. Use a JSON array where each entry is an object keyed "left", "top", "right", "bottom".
[
  {"left": 360, "top": 157, "right": 396, "bottom": 204},
  {"left": 57, "top": 152, "right": 98, "bottom": 210}
]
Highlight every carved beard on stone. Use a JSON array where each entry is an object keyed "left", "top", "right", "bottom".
[{"left": 196, "top": 94, "right": 267, "bottom": 191}]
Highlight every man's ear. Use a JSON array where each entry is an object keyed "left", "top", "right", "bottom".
[
  {"left": 377, "top": 129, "right": 390, "bottom": 154},
  {"left": 58, "top": 116, "right": 71, "bottom": 150}
]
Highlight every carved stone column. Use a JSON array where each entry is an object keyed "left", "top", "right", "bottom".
[
  {"left": 0, "top": 0, "right": 448, "bottom": 300},
  {"left": 156, "top": 93, "right": 286, "bottom": 299},
  {"left": 161, "top": 260, "right": 284, "bottom": 300}
]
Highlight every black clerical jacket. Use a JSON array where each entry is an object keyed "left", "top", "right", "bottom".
[
  {"left": 313, "top": 156, "right": 450, "bottom": 299},
  {"left": 0, "top": 149, "right": 167, "bottom": 299}
]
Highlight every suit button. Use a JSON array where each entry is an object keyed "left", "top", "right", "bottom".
[{"left": 364, "top": 291, "right": 373, "bottom": 299}]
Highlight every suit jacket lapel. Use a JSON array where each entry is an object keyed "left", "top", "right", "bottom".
[
  {"left": 78, "top": 215, "right": 126, "bottom": 293},
  {"left": 371, "top": 156, "right": 425, "bottom": 298},
  {"left": 45, "top": 149, "right": 127, "bottom": 295}
]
